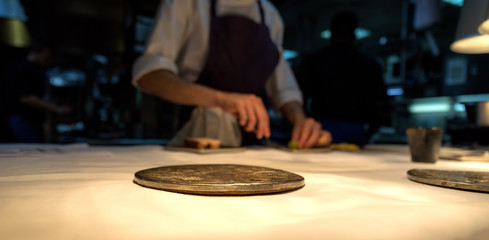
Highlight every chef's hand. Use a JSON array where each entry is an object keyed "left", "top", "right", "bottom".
[
  {"left": 219, "top": 92, "right": 270, "bottom": 139},
  {"left": 291, "top": 118, "right": 332, "bottom": 149}
]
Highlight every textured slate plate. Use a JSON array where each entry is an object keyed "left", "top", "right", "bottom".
[
  {"left": 134, "top": 164, "right": 305, "bottom": 196},
  {"left": 407, "top": 169, "right": 489, "bottom": 193}
]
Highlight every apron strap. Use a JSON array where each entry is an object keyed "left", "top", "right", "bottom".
[
  {"left": 257, "top": 0, "right": 265, "bottom": 24},
  {"left": 210, "top": 0, "right": 217, "bottom": 17},
  {"left": 210, "top": 0, "right": 265, "bottom": 24}
]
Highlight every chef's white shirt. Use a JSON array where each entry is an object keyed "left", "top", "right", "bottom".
[{"left": 132, "top": 0, "right": 302, "bottom": 110}]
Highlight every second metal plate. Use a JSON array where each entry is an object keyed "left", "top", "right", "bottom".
[
  {"left": 407, "top": 169, "right": 489, "bottom": 193},
  {"left": 134, "top": 164, "right": 305, "bottom": 196}
]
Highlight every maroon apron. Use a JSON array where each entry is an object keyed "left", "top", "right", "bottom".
[{"left": 184, "top": 0, "right": 280, "bottom": 145}]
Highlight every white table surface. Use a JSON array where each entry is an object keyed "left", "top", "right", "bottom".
[{"left": 1, "top": 143, "right": 489, "bottom": 240}]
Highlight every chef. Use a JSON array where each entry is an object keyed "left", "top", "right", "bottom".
[{"left": 132, "top": 0, "right": 331, "bottom": 148}]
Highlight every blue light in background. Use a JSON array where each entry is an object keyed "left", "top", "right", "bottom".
[
  {"left": 0, "top": 0, "right": 27, "bottom": 21},
  {"left": 320, "top": 30, "right": 332, "bottom": 39},
  {"left": 379, "top": 37, "right": 388, "bottom": 45},
  {"left": 443, "top": 0, "right": 464, "bottom": 7},
  {"left": 387, "top": 87, "right": 404, "bottom": 96},
  {"left": 454, "top": 103, "right": 466, "bottom": 112},
  {"left": 283, "top": 49, "right": 298, "bottom": 59},
  {"left": 354, "top": 28, "right": 372, "bottom": 40},
  {"left": 320, "top": 28, "right": 372, "bottom": 40}
]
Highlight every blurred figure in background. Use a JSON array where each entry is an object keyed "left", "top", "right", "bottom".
[
  {"left": 297, "top": 11, "right": 390, "bottom": 147},
  {"left": 132, "top": 0, "right": 331, "bottom": 148},
  {"left": 5, "top": 43, "right": 72, "bottom": 142}
]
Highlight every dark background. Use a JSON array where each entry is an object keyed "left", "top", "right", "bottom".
[{"left": 1, "top": 0, "right": 487, "bottom": 145}]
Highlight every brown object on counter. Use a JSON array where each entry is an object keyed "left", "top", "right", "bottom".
[
  {"left": 316, "top": 134, "right": 329, "bottom": 147},
  {"left": 331, "top": 143, "right": 360, "bottom": 151},
  {"left": 184, "top": 138, "right": 221, "bottom": 149}
]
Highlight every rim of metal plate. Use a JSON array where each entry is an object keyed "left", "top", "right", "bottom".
[
  {"left": 407, "top": 169, "right": 489, "bottom": 193},
  {"left": 134, "top": 164, "right": 305, "bottom": 196}
]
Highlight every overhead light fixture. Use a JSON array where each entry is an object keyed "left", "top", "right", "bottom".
[
  {"left": 478, "top": 2, "right": 489, "bottom": 35},
  {"left": 320, "top": 28, "right": 372, "bottom": 40},
  {"left": 0, "top": 18, "right": 31, "bottom": 48},
  {"left": 0, "top": 0, "right": 30, "bottom": 48},
  {"left": 0, "top": 0, "right": 27, "bottom": 21},
  {"left": 479, "top": 20, "right": 489, "bottom": 34},
  {"left": 450, "top": 0, "right": 489, "bottom": 54}
]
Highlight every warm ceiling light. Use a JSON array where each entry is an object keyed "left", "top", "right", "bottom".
[
  {"left": 450, "top": 35, "right": 489, "bottom": 53},
  {"left": 478, "top": 19, "right": 489, "bottom": 34},
  {"left": 450, "top": 0, "right": 489, "bottom": 54}
]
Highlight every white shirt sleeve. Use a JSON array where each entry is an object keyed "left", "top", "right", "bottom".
[
  {"left": 131, "top": 0, "right": 303, "bottom": 110},
  {"left": 132, "top": 0, "right": 194, "bottom": 87},
  {"left": 266, "top": 54, "right": 304, "bottom": 110}
]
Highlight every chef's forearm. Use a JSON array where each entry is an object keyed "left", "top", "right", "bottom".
[
  {"left": 138, "top": 69, "right": 225, "bottom": 107},
  {"left": 279, "top": 101, "right": 307, "bottom": 125},
  {"left": 20, "top": 95, "right": 58, "bottom": 113}
]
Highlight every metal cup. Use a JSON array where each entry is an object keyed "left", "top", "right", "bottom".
[{"left": 406, "top": 127, "right": 443, "bottom": 163}]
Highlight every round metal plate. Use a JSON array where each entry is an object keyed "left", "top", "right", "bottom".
[
  {"left": 407, "top": 169, "right": 489, "bottom": 193},
  {"left": 134, "top": 164, "right": 305, "bottom": 196}
]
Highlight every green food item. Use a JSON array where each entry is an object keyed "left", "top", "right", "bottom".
[{"left": 288, "top": 140, "right": 299, "bottom": 149}]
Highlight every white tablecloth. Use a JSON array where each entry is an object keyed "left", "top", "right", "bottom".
[{"left": 1, "top": 143, "right": 489, "bottom": 240}]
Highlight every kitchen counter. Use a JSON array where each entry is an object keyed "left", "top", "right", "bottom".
[{"left": 1, "top": 143, "right": 489, "bottom": 240}]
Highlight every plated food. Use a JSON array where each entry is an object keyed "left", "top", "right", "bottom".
[{"left": 165, "top": 137, "right": 246, "bottom": 154}]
